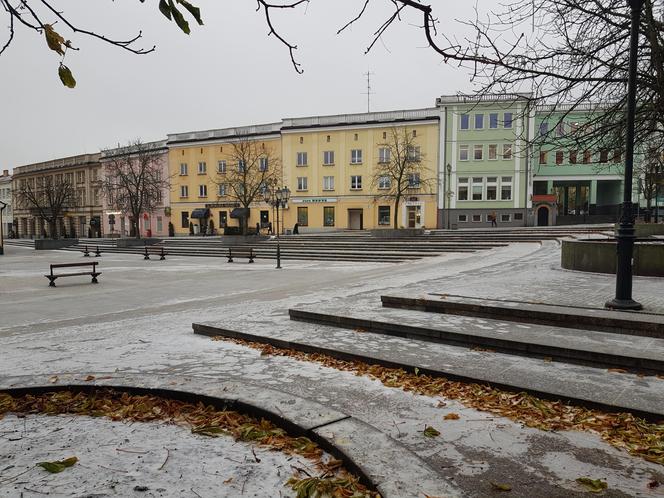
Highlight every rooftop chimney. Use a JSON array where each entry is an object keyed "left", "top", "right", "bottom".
[{"left": 2, "top": 170, "right": 7, "bottom": 177}]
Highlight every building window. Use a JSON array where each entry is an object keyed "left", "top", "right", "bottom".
[
  {"left": 181, "top": 211, "right": 189, "bottom": 228},
  {"left": 238, "top": 160, "right": 246, "bottom": 172},
  {"left": 489, "top": 113, "right": 498, "bottom": 129},
  {"left": 457, "top": 177, "right": 469, "bottom": 201},
  {"left": 323, "top": 151, "right": 335, "bottom": 165},
  {"left": 198, "top": 161, "right": 207, "bottom": 174},
  {"left": 297, "top": 177, "right": 308, "bottom": 191},
  {"left": 378, "top": 176, "right": 391, "bottom": 189},
  {"left": 218, "top": 160, "right": 226, "bottom": 173},
  {"left": 180, "top": 163, "right": 188, "bottom": 176},
  {"left": 378, "top": 206, "right": 390, "bottom": 225},
  {"left": 539, "top": 150, "right": 548, "bottom": 165},
  {"left": 501, "top": 176, "right": 513, "bottom": 201},
  {"left": 539, "top": 122, "right": 549, "bottom": 136},
  {"left": 378, "top": 147, "right": 391, "bottom": 163},
  {"left": 504, "top": 113, "right": 513, "bottom": 129},
  {"left": 326, "top": 135, "right": 331, "bottom": 142},
  {"left": 180, "top": 185, "right": 189, "bottom": 198},
  {"left": 412, "top": 130, "right": 417, "bottom": 137},
  {"left": 156, "top": 216, "right": 163, "bottom": 233},
  {"left": 475, "top": 114, "right": 484, "bottom": 130},
  {"left": 486, "top": 177, "right": 497, "bottom": 200},
  {"left": 472, "top": 177, "right": 483, "bottom": 200},
  {"left": 354, "top": 133, "right": 359, "bottom": 141},
  {"left": 323, "top": 206, "right": 335, "bottom": 227},
  {"left": 218, "top": 211, "right": 228, "bottom": 227},
  {"left": 583, "top": 150, "right": 591, "bottom": 164},
  {"left": 569, "top": 150, "right": 578, "bottom": 164},
  {"left": 407, "top": 146, "right": 421, "bottom": 162},
  {"left": 259, "top": 157, "right": 268, "bottom": 171},
  {"left": 474, "top": 145, "right": 483, "bottom": 160},
  {"left": 459, "top": 145, "right": 469, "bottom": 161},
  {"left": 556, "top": 122, "right": 566, "bottom": 137},
  {"left": 297, "top": 206, "right": 308, "bottom": 226},
  {"left": 613, "top": 150, "right": 622, "bottom": 163},
  {"left": 350, "top": 175, "right": 362, "bottom": 190},
  {"left": 458, "top": 214, "right": 468, "bottom": 222},
  {"left": 460, "top": 114, "right": 470, "bottom": 130},
  {"left": 350, "top": 149, "right": 363, "bottom": 164},
  {"left": 501, "top": 214, "right": 511, "bottom": 222},
  {"left": 599, "top": 150, "right": 609, "bottom": 163},
  {"left": 472, "top": 214, "right": 482, "bottom": 222},
  {"left": 555, "top": 151, "right": 564, "bottom": 165},
  {"left": 199, "top": 184, "right": 207, "bottom": 197},
  {"left": 514, "top": 212, "right": 524, "bottom": 221},
  {"left": 218, "top": 184, "right": 227, "bottom": 196},
  {"left": 407, "top": 173, "right": 421, "bottom": 188},
  {"left": 77, "top": 171, "right": 85, "bottom": 183},
  {"left": 382, "top": 131, "right": 387, "bottom": 139},
  {"left": 503, "top": 143, "right": 513, "bottom": 160},
  {"left": 296, "top": 152, "right": 308, "bottom": 167},
  {"left": 299, "top": 136, "right": 304, "bottom": 144},
  {"left": 323, "top": 176, "right": 335, "bottom": 191},
  {"left": 488, "top": 144, "right": 498, "bottom": 160}
]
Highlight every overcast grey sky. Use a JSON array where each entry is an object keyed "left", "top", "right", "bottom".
[{"left": 0, "top": 0, "right": 500, "bottom": 170}]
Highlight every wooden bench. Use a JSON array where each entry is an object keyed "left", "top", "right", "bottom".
[
  {"left": 81, "top": 245, "right": 101, "bottom": 257},
  {"left": 227, "top": 247, "right": 255, "bottom": 263},
  {"left": 143, "top": 245, "right": 167, "bottom": 260},
  {"left": 45, "top": 262, "right": 101, "bottom": 287}
]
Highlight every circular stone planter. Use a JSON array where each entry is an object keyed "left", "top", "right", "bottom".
[{"left": 561, "top": 239, "right": 664, "bottom": 277}]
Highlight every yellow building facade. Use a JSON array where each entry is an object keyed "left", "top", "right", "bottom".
[
  {"left": 167, "top": 123, "right": 282, "bottom": 236},
  {"left": 167, "top": 109, "right": 441, "bottom": 234}
]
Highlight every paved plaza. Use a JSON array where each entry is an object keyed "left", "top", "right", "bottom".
[{"left": 1, "top": 241, "right": 664, "bottom": 497}]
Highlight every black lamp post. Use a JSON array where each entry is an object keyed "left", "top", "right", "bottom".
[
  {"left": 606, "top": 0, "right": 644, "bottom": 310},
  {"left": 445, "top": 164, "right": 452, "bottom": 229},
  {"left": 263, "top": 185, "right": 290, "bottom": 269},
  {"left": 0, "top": 200, "right": 6, "bottom": 255}
]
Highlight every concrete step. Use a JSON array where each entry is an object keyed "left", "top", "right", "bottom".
[
  {"left": 288, "top": 305, "right": 664, "bottom": 373},
  {"left": 381, "top": 294, "right": 664, "bottom": 338},
  {"left": 192, "top": 318, "right": 664, "bottom": 420}
]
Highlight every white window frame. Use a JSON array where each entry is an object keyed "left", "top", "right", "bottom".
[
  {"left": 407, "top": 146, "right": 421, "bottom": 162},
  {"left": 378, "top": 206, "right": 391, "bottom": 225},
  {"left": 504, "top": 112, "right": 513, "bottom": 129},
  {"left": 180, "top": 163, "right": 188, "bottom": 176},
  {"left": 217, "top": 160, "right": 226, "bottom": 173},
  {"left": 378, "top": 147, "right": 391, "bottom": 164},
  {"left": 323, "top": 176, "right": 335, "bottom": 191},
  {"left": 218, "top": 184, "right": 227, "bottom": 196},
  {"left": 350, "top": 175, "right": 362, "bottom": 190},
  {"left": 350, "top": 149, "right": 363, "bottom": 164},
  {"left": 474, "top": 114, "right": 484, "bottom": 130},
  {"left": 473, "top": 144, "right": 483, "bottom": 161},
  {"left": 407, "top": 173, "right": 421, "bottom": 188},
  {"left": 471, "top": 177, "right": 484, "bottom": 201},
  {"left": 460, "top": 114, "right": 470, "bottom": 130},
  {"left": 296, "top": 152, "right": 308, "bottom": 167},
  {"left": 459, "top": 145, "right": 469, "bottom": 161},
  {"left": 180, "top": 185, "right": 188, "bottom": 198},
  {"left": 472, "top": 214, "right": 482, "bottom": 222},
  {"left": 198, "top": 161, "right": 206, "bottom": 174},
  {"left": 488, "top": 144, "right": 498, "bottom": 160},
  {"left": 502, "top": 143, "right": 513, "bottom": 160},
  {"left": 500, "top": 214, "right": 511, "bottom": 222},
  {"left": 199, "top": 184, "right": 207, "bottom": 197},
  {"left": 323, "top": 150, "right": 335, "bottom": 165},
  {"left": 238, "top": 160, "right": 246, "bottom": 173},
  {"left": 486, "top": 177, "right": 498, "bottom": 201},
  {"left": 489, "top": 113, "right": 498, "bottom": 129},
  {"left": 458, "top": 214, "right": 468, "bottom": 222},
  {"left": 259, "top": 157, "right": 268, "bottom": 171},
  {"left": 378, "top": 176, "right": 391, "bottom": 189},
  {"left": 500, "top": 176, "right": 513, "bottom": 201},
  {"left": 297, "top": 176, "right": 308, "bottom": 191},
  {"left": 457, "top": 177, "right": 469, "bottom": 201}
]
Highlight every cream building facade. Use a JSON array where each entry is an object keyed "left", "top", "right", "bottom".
[{"left": 0, "top": 170, "right": 12, "bottom": 237}]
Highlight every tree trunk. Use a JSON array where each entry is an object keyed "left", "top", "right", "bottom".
[
  {"left": 393, "top": 199, "right": 400, "bottom": 229},
  {"left": 49, "top": 219, "right": 58, "bottom": 240}
]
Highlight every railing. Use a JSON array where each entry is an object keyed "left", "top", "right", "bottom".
[
  {"left": 168, "top": 122, "right": 282, "bottom": 143},
  {"left": 282, "top": 108, "right": 439, "bottom": 128}
]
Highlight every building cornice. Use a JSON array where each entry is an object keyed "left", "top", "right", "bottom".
[{"left": 13, "top": 153, "right": 101, "bottom": 177}]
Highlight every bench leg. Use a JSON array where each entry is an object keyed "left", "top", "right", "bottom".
[
  {"left": 144, "top": 254, "right": 150, "bottom": 260},
  {"left": 91, "top": 275, "right": 99, "bottom": 284},
  {"left": 47, "top": 277, "right": 56, "bottom": 287}
]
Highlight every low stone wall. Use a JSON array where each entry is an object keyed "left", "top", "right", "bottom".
[
  {"left": 222, "top": 235, "right": 269, "bottom": 246},
  {"left": 34, "top": 238, "right": 78, "bottom": 250},
  {"left": 561, "top": 239, "right": 664, "bottom": 277},
  {"left": 116, "top": 238, "right": 160, "bottom": 247},
  {"left": 614, "top": 223, "right": 664, "bottom": 237}
]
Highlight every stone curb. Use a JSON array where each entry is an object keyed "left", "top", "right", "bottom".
[
  {"left": 288, "top": 308, "right": 664, "bottom": 374},
  {"left": 386, "top": 294, "right": 664, "bottom": 336},
  {"left": 0, "top": 373, "right": 458, "bottom": 498},
  {"left": 192, "top": 323, "right": 664, "bottom": 422}
]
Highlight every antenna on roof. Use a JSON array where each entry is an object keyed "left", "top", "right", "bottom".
[{"left": 362, "top": 70, "right": 374, "bottom": 113}]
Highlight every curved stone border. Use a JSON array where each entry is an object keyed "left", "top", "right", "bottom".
[{"left": 0, "top": 373, "right": 458, "bottom": 498}]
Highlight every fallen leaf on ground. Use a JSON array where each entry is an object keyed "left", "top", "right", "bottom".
[
  {"left": 543, "top": 356, "right": 553, "bottom": 363},
  {"left": 444, "top": 413, "right": 460, "bottom": 420},
  {"left": 223, "top": 477, "right": 233, "bottom": 484},
  {"left": 37, "top": 456, "right": 78, "bottom": 473},
  {"left": 423, "top": 426, "right": 440, "bottom": 438},
  {"left": 84, "top": 375, "right": 95, "bottom": 382},
  {"left": 576, "top": 477, "right": 607, "bottom": 493},
  {"left": 354, "top": 328, "right": 368, "bottom": 333},
  {"left": 48, "top": 375, "right": 58, "bottom": 383},
  {"left": 607, "top": 368, "right": 627, "bottom": 374},
  {"left": 490, "top": 481, "right": 512, "bottom": 491}
]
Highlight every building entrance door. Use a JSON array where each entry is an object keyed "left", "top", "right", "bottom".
[
  {"left": 348, "top": 209, "right": 363, "bottom": 230},
  {"left": 537, "top": 206, "right": 549, "bottom": 226},
  {"left": 407, "top": 206, "right": 422, "bottom": 228}
]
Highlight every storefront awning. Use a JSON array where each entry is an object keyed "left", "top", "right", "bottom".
[
  {"left": 230, "top": 208, "right": 249, "bottom": 219},
  {"left": 191, "top": 208, "right": 211, "bottom": 219}
]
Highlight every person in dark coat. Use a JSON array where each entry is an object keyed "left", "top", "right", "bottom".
[{"left": 293, "top": 223, "right": 299, "bottom": 234}]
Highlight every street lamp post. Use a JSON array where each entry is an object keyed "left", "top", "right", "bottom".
[
  {"left": 263, "top": 186, "right": 290, "bottom": 269},
  {"left": 606, "top": 0, "right": 644, "bottom": 310},
  {"left": 445, "top": 164, "right": 452, "bottom": 229},
  {"left": 0, "top": 200, "right": 6, "bottom": 255}
]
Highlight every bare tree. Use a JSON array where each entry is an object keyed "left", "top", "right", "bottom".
[
  {"left": 213, "top": 139, "right": 281, "bottom": 235},
  {"left": 637, "top": 140, "right": 664, "bottom": 215},
  {"left": 371, "top": 127, "right": 433, "bottom": 229},
  {"left": 101, "top": 140, "right": 170, "bottom": 239},
  {"left": 15, "top": 175, "right": 76, "bottom": 239}
]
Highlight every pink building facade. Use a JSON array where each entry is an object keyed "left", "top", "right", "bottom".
[{"left": 100, "top": 141, "right": 171, "bottom": 238}]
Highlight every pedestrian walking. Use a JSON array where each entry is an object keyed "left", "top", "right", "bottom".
[
  {"left": 293, "top": 223, "right": 299, "bottom": 234},
  {"left": 490, "top": 211, "right": 498, "bottom": 228},
  {"left": 267, "top": 222, "right": 273, "bottom": 235}
]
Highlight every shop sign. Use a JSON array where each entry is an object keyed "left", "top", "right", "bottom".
[{"left": 291, "top": 197, "right": 337, "bottom": 204}]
